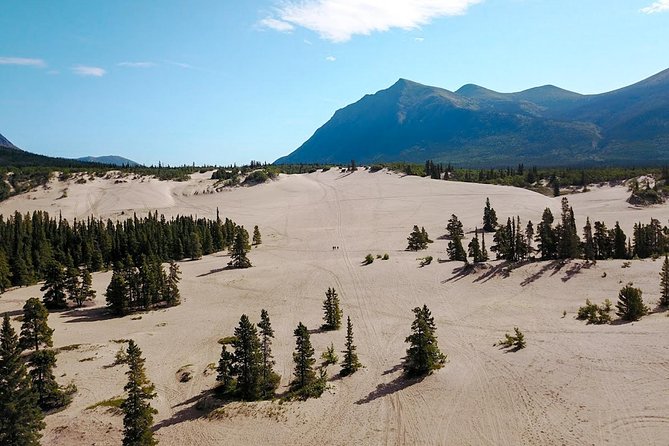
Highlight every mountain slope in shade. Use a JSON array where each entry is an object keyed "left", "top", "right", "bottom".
[
  {"left": 0, "top": 133, "right": 93, "bottom": 168},
  {"left": 276, "top": 68, "right": 669, "bottom": 167},
  {"left": 77, "top": 155, "right": 140, "bottom": 166},
  {"left": 0, "top": 132, "right": 18, "bottom": 149}
]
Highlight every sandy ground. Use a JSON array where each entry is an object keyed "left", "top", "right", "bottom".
[{"left": 1, "top": 169, "right": 669, "bottom": 446}]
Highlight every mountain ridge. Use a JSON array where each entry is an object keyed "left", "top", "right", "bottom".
[{"left": 276, "top": 68, "right": 669, "bottom": 167}]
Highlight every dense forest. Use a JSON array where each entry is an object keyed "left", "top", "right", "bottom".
[{"left": 0, "top": 209, "right": 241, "bottom": 291}]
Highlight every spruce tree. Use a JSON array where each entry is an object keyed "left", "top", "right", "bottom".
[
  {"left": 406, "top": 225, "right": 427, "bottom": 251},
  {"left": 257, "top": 309, "right": 279, "bottom": 398},
  {"left": 106, "top": 268, "right": 129, "bottom": 316},
  {"left": 232, "top": 314, "right": 262, "bottom": 400},
  {"left": 163, "top": 261, "right": 181, "bottom": 307},
  {"left": 19, "top": 297, "right": 53, "bottom": 352},
  {"left": 216, "top": 345, "right": 236, "bottom": 395},
  {"left": 121, "top": 340, "right": 157, "bottom": 446},
  {"left": 660, "top": 255, "right": 669, "bottom": 307},
  {"left": 322, "top": 287, "right": 343, "bottom": 330},
  {"left": 340, "top": 316, "right": 361, "bottom": 376},
  {"left": 0, "top": 250, "right": 12, "bottom": 293},
  {"left": 252, "top": 225, "right": 262, "bottom": 246},
  {"left": 536, "top": 208, "right": 557, "bottom": 259},
  {"left": 0, "top": 313, "right": 45, "bottom": 446},
  {"left": 446, "top": 214, "right": 465, "bottom": 239},
  {"left": 557, "top": 198, "right": 580, "bottom": 259},
  {"left": 613, "top": 222, "right": 628, "bottom": 259},
  {"left": 228, "top": 227, "right": 252, "bottom": 269},
  {"left": 583, "top": 218, "right": 595, "bottom": 261},
  {"left": 190, "top": 231, "right": 203, "bottom": 260},
  {"left": 404, "top": 305, "right": 446, "bottom": 377},
  {"left": 64, "top": 266, "right": 80, "bottom": 305},
  {"left": 290, "top": 322, "right": 316, "bottom": 392},
  {"left": 616, "top": 284, "right": 648, "bottom": 321},
  {"left": 468, "top": 228, "right": 483, "bottom": 263},
  {"left": 482, "top": 198, "right": 498, "bottom": 232},
  {"left": 28, "top": 349, "right": 68, "bottom": 410},
  {"left": 41, "top": 260, "right": 68, "bottom": 309},
  {"left": 69, "top": 268, "right": 96, "bottom": 307}
]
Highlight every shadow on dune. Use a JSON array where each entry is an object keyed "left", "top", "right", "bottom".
[
  {"left": 355, "top": 363, "right": 425, "bottom": 405},
  {"left": 153, "top": 389, "right": 219, "bottom": 431},
  {"left": 62, "top": 306, "right": 116, "bottom": 323}
]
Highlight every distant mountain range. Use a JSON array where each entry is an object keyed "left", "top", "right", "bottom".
[
  {"left": 0, "top": 132, "right": 140, "bottom": 168},
  {"left": 276, "top": 68, "right": 669, "bottom": 167},
  {"left": 77, "top": 155, "right": 139, "bottom": 166}
]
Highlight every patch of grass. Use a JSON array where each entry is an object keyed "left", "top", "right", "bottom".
[
  {"left": 218, "top": 336, "right": 237, "bottom": 345},
  {"left": 110, "top": 338, "right": 131, "bottom": 344},
  {"left": 363, "top": 253, "right": 374, "bottom": 265},
  {"left": 55, "top": 344, "right": 82, "bottom": 353},
  {"left": 86, "top": 397, "right": 124, "bottom": 414},
  {"left": 79, "top": 356, "right": 96, "bottom": 362}
]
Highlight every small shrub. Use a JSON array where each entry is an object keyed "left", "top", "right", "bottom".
[
  {"left": 496, "top": 327, "right": 526, "bottom": 350},
  {"left": 321, "top": 343, "right": 338, "bottom": 366},
  {"left": 369, "top": 165, "right": 384, "bottom": 173},
  {"left": 577, "top": 299, "right": 612, "bottom": 324},
  {"left": 86, "top": 397, "right": 124, "bottom": 414},
  {"left": 113, "top": 347, "right": 128, "bottom": 366},
  {"left": 218, "top": 336, "right": 237, "bottom": 345},
  {"left": 418, "top": 256, "right": 433, "bottom": 267},
  {"left": 382, "top": 253, "right": 389, "bottom": 260},
  {"left": 363, "top": 254, "right": 374, "bottom": 265}
]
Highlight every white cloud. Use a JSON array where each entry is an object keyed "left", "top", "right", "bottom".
[
  {"left": 641, "top": 0, "right": 669, "bottom": 13},
  {"left": 72, "top": 65, "right": 106, "bottom": 77},
  {"left": 166, "top": 60, "right": 195, "bottom": 69},
  {"left": 414, "top": 37, "right": 425, "bottom": 42},
  {"left": 118, "top": 61, "right": 155, "bottom": 68},
  {"left": 260, "top": 0, "right": 482, "bottom": 42},
  {"left": 0, "top": 57, "right": 46, "bottom": 67},
  {"left": 259, "top": 17, "right": 295, "bottom": 32},
  {"left": 325, "top": 55, "right": 336, "bottom": 61}
]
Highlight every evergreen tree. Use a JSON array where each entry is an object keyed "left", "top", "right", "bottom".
[
  {"left": 232, "top": 315, "right": 262, "bottom": 400},
  {"left": 121, "top": 340, "right": 157, "bottom": 446},
  {"left": 446, "top": 214, "right": 464, "bottom": 239},
  {"left": 28, "top": 349, "right": 68, "bottom": 410},
  {"left": 525, "top": 221, "right": 534, "bottom": 252},
  {"left": 41, "top": 260, "right": 68, "bottom": 309},
  {"left": 557, "top": 198, "right": 580, "bottom": 259},
  {"left": 78, "top": 268, "right": 96, "bottom": 307},
  {"left": 482, "top": 198, "right": 498, "bottom": 232},
  {"left": 406, "top": 225, "right": 428, "bottom": 251},
  {"left": 340, "top": 316, "right": 361, "bottom": 376},
  {"left": 163, "top": 261, "right": 181, "bottom": 307},
  {"left": 593, "top": 221, "right": 613, "bottom": 260},
  {"left": 19, "top": 297, "right": 53, "bottom": 352},
  {"left": 257, "top": 309, "right": 279, "bottom": 398},
  {"left": 228, "top": 227, "right": 252, "bottom": 269},
  {"left": 660, "top": 255, "right": 669, "bottom": 307},
  {"left": 0, "top": 250, "right": 12, "bottom": 293},
  {"left": 190, "top": 231, "right": 203, "bottom": 260},
  {"left": 468, "top": 228, "right": 485, "bottom": 263},
  {"left": 616, "top": 284, "right": 648, "bottom": 321},
  {"left": 252, "top": 225, "right": 262, "bottom": 246},
  {"left": 404, "top": 305, "right": 446, "bottom": 377},
  {"left": 216, "top": 345, "right": 236, "bottom": 395},
  {"left": 536, "top": 208, "right": 557, "bottom": 259},
  {"left": 582, "top": 218, "right": 595, "bottom": 261},
  {"left": 0, "top": 314, "right": 44, "bottom": 446},
  {"left": 64, "top": 266, "right": 80, "bottom": 305},
  {"left": 290, "top": 322, "right": 316, "bottom": 392},
  {"left": 322, "top": 287, "right": 343, "bottom": 330},
  {"left": 446, "top": 215, "right": 467, "bottom": 261},
  {"left": 613, "top": 222, "right": 628, "bottom": 259},
  {"left": 106, "top": 268, "right": 129, "bottom": 316}
]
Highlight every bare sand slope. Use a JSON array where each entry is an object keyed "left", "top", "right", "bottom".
[{"left": 1, "top": 169, "right": 669, "bottom": 446}]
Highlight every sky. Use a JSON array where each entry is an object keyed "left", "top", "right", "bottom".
[{"left": 1, "top": 0, "right": 668, "bottom": 166}]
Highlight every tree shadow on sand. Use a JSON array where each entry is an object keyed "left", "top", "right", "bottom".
[
  {"left": 62, "top": 306, "right": 116, "bottom": 323},
  {"left": 443, "top": 262, "right": 514, "bottom": 284},
  {"left": 355, "top": 363, "right": 425, "bottom": 405},
  {"left": 153, "top": 389, "right": 220, "bottom": 432}
]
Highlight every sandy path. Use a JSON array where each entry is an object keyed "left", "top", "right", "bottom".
[{"left": 1, "top": 169, "right": 669, "bottom": 445}]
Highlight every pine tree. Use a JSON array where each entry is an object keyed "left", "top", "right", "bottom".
[
  {"left": 482, "top": 198, "right": 498, "bottom": 232},
  {"left": 446, "top": 214, "right": 464, "bottom": 239},
  {"left": 106, "top": 268, "right": 129, "bottom": 316},
  {"left": 19, "top": 297, "right": 54, "bottom": 352},
  {"left": 0, "top": 250, "right": 12, "bottom": 293},
  {"left": 69, "top": 268, "right": 96, "bottom": 307},
  {"left": 64, "top": 266, "right": 80, "bottom": 305},
  {"left": 406, "top": 225, "right": 428, "bottom": 251},
  {"left": 0, "top": 314, "right": 45, "bottom": 446},
  {"left": 660, "top": 255, "right": 669, "bottom": 307},
  {"left": 252, "top": 225, "right": 262, "bottom": 246},
  {"left": 121, "top": 340, "right": 157, "bottom": 446},
  {"left": 557, "top": 198, "right": 580, "bottom": 259},
  {"left": 257, "top": 309, "right": 279, "bottom": 398},
  {"left": 228, "top": 227, "right": 252, "bottom": 269},
  {"left": 480, "top": 231, "right": 489, "bottom": 261},
  {"left": 536, "top": 208, "right": 557, "bottom": 259},
  {"left": 322, "top": 287, "right": 343, "bottom": 330},
  {"left": 163, "top": 261, "right": 181, "bottom": 307},
  {"left": 28, "top": 349, "right": 68, "bottom": 410},
  {"left": 216, "top": 345, "right": 236, "bottom": 395},
  {"left": 593, "top": 221, "right": 613, "bottom": 260},
  {"left": 404, "top": 305, "right": 446, "bottom": 377},
  {"left": 340, "top": 316, "right": 361, "bottom": 376},
  {"left": 232, "top": 314, "right": 262, "bottom": 400},
  {"left": 41, "top": 260, "right": 68, "bottom": 309},
  {"left": 616, "top": 284, "right": 648, "bottom": 321},
  {"left": 613, "top": 222, "right": 628, "bottom": 259},
  {"left": 468, "top": 228, "right": 484, "bottom": 263},
  {"left": 290, "top": 322, "right": 316, "bottom": 392},
  {"left": 583, "top": 218, "right": 595, "bottom": 261}
]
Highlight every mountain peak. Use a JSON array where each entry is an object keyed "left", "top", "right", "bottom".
[{"left": 0, "top": 132, "right": 17, "bottom": 149}]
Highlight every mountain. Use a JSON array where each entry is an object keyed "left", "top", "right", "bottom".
[
  {"left": 77, "top": 155, "right": 140, "bottom": 166},
  {"left": 276, "top": 68, "right": 669, "bottom": 167},
  {"left": 0, "top": 133, "right": 92, "bottom": 168},
  {"left": 0, "top": 132, "right": 18, "bottom": 149}
]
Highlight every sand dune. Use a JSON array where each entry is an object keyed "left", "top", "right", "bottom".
[{"left": 1, "top": 169, "right": 669, "bottom": 445}]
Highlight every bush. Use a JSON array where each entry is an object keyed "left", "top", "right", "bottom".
[
  {"left": 321, "top": 343, "right": 338, "bottom": 366},
  {"left": 419, "top": 256, "right": 433, "bottom": 267},
  {"left": 369, "top": 165, "right": 384, "bottom": 173},
  {"left": 363, "top": 254, "right": 374, "bottom": 265},
  {"left": 242, "top": 170, "right": 270, "bottom": 185},
  {"left": 616, "top": 284, "right": 648, "bottom": 321},
  {"left": 577, "top": 299, "right": 612, "bottom": 324},
  {"left": 496, "top": 327, "right": 526, "bottom": 350},
  {"left": 382, "top": 253, "right": 389, "bottom": 260}
]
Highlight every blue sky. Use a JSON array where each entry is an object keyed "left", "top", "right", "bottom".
[{"left": 1, "top": 0, "right": 668, "bottom": 166}]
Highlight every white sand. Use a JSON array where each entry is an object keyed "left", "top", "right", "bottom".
[{"left": 1, "top": 169, "right": 669, "bottom": 445}]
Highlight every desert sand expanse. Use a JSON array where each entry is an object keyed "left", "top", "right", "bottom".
[{"left": 2, "top": 169, "right": 669, "bottom": 446}]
